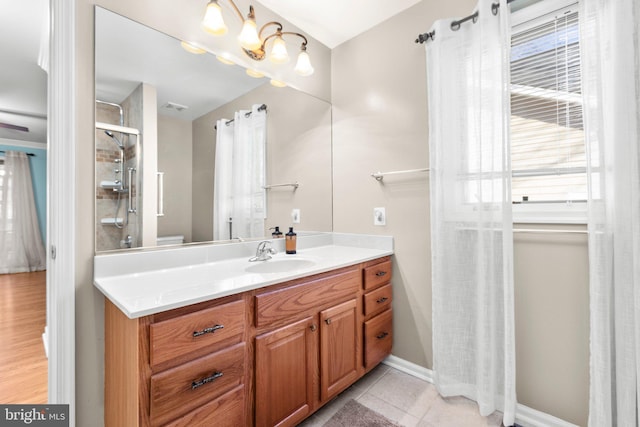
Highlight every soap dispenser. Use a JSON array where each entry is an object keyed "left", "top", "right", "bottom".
[
  {"left": 285, "top": 227, "right": 297, "bottom": 254},
  {"left": 271, "top": 226, "right": 283, "bottom": 239}
]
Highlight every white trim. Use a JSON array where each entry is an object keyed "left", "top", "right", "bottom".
[
  {"left": 383, "top": 354, "right": 434, "bottom": 383},
  {"left": 382, "top": 355, "right": 579, "bottom": 427},
  {"left": 42, "top": 326, "right": 49, "bottom": 358},
  {"left": 0, "top": 138, "right": 48, "bottom": 150},
  {"left": 48, "top": 0, "right": 76, "bottom": 425}
]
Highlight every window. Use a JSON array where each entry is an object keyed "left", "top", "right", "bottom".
[{"left": 510, "top": 0, "right": 586, "bottom": 223}]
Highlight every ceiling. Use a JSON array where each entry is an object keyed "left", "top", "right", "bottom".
[
  {"left": 0, "top": 0, "right": 48, "bottom": 144},
  {"left": 0, "top": 0, "right": 459, "bottom": 145}
]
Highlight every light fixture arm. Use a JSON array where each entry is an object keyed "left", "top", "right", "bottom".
[
  {"left": 222, "top": 0, "right": 245, "bottom": 22},
  {"left": 258, "top": 21, "right": 283, "bottom": 40},
  {"left": 260, "top": 28, "right": 309, "bottom": 51}
]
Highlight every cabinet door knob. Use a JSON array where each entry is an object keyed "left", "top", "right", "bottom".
[
  {"left": 325, "top": 319, "right": 332, "bottom": 325},
  {"left": 310, "top": 324, "right": 317, "bottom": 332},
  {"left": 376, "top": 297, "right": 388, "bottom": 304},
  {"left": 375, "top": 271, "right": 387, "bottom": 277},
  {"left": 376, "top": 331, "right": 389, "bottom": 340}
]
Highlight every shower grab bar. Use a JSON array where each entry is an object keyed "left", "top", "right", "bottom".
[
  {"left": 95, "top": 122, "right": 140, "bottom": 136},
  {"left": 157, "top": 172, "right": 165, "bottom": 217},
  {"left": 263, "top": 182, "right": 300, "bottom": 190},
  {"left": 128, "top": 167, "right": 137, "bottom": 213},
  {"left": 371, "top": 168, "right": 430, "bottom": 181}
]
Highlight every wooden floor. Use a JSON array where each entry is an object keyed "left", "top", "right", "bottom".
[{"left": 0, "top": 270, "right": 48, "bottom": 403}]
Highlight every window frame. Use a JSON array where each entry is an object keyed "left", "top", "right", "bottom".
[{"left": 510, "top": 0, "right": 586, "bottom": 224}]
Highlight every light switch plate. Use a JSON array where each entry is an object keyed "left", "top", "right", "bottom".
[
  {"left": 373, "top": 207, "right": 386, "bottom": 226},
  {"left": 292, "top": 209, "right": 300, "bottom": 224}
]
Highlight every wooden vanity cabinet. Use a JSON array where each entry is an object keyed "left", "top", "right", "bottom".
[
  {"left": 104, "top": 256, "right": 393, "bottom": 427},
  {"left": 104, "top": 295, "right": 250, "bottom": 427}
]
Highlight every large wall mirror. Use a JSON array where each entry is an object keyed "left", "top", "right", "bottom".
[{"left": 94, "top": 7, "right": 332, "bottom": 253}]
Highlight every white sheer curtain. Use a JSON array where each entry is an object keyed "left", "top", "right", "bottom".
[
  {"left": 581, "top": 1, "right": 640, "bottom": 425},
  {"left": 425, "top": 0, "right": 516, "bottom": 425},
  {"left": 0, "top": 151, "right": 46, "bottom": 274},
  {"left": 213, "top": 104, "right": 266, "bottom": 240},
  {"left": 213, "top": 117, "right": 234, "bottom": 240}
]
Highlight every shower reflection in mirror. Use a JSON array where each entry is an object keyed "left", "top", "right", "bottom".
[
  {"left": 214, "top": 103, "right": 267, "bottom": 241},
  {"left": 96, "top": 99, "right": 141, "bottom": 251}
]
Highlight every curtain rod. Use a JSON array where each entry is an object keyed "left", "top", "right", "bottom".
[
  {"left": 415, "top": 0, "right": 516, "bottom": 44},
  {"left": 0, "top": 150, "right": 35, "bottom": 156},
  {"left": 214, "top": 104, "right": 268, "bottom": 130}
]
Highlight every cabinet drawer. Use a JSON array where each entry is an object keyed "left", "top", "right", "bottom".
[
  {"left": 363, "top": 260, "right": 392, "bottom": 290},
  {"left": 164, "top": 384, "right": 245, "bottom": 427},
  {"left": 150, "top": 300, "right": 245, "bottom": 368},
  {"left": 363, "top": 309, "right": 393, "bottom": 369},
  {"left": 363, "top": 284, "right": 392, "bottom": 317},
  {"left": 255, "top": 269, "right": 360, "bottom": 327},
  {"left": 150, "top": 342, "right": 245, "bottom": 426}
]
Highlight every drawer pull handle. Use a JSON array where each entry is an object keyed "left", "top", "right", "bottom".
[
  {"left": 375, "top": 271, "right": 387, "bottom": 277},
  {"left": 376, "top": 331, "right": 389, "bottom": 340},
  {"left": 376, "top": 297, "right": 388, "bottom": 304},
  {"left": 310, "top": 324, "right": 317, "bottom": 332},
  {"left": 191, "top": 371, "right": 223, "bottom": 390},
  {"left": 325, "top": 319, "right": 332, "bottom": 325},
  {"left": 193, "top": 324, "right": 224, "bottom": 337}
]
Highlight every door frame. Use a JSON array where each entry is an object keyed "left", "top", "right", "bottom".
[{"left": 47, "top": 0, "right": 76, "bottom": 424}]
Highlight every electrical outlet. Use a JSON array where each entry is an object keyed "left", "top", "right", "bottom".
[
  {"left": 292, "top": 208, "right": 300, "bottom": 224},
  {"left": 373, "top": 207, "right": 386, "bottom": 226}
]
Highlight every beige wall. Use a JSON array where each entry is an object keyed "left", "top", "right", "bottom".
[
  {"left": 192, "top": 84, "right": 333, "bottom": 241},
  {"left": 157, "top": 115, "right": 193, "bottom": 242},
  {"left": 73, "top": 0, "right": 588, "bottom": 425},
  {"left": 331, "top": 1, "right": 589, "bottom": 425},
  {"left": 73, "top": 0, "right": 331, "bottom": 425}
]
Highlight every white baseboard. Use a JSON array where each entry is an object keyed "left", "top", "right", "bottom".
[{"left": 382, "top": 355, "right": 579, "bottom": 427}]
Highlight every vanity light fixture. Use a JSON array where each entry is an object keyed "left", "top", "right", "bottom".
[{"left": 202, "top": 0, "right": 314, "bottom": 76}]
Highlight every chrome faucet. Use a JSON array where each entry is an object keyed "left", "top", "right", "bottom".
[{"left": 249, "top": 240, "right": 277, "bottom": 262}]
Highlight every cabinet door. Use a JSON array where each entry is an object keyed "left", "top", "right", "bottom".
[
  {"left": 255, "top": 316, "right": 317, "bottom": 427},
  {"left": 320, "top": 299, "right": 359, "bottom": 401}
]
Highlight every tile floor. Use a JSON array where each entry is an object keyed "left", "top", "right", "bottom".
[{"left": 298, "top": 364, "right": 504, "bottom": 427}]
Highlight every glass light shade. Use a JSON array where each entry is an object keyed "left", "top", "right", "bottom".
[
  {"left": 202, "top": 1, "right": 227, "bottom": 35},
  {"left": 238, "top": 19, "right": 262, "bottom": 51},
  {"left": 246, "top": 68, "right": 265, "bottom": 78},
  {"left": 180, "top": 41, "right": 206, "bottom": 54},
  {"left": 270, "top": 79, "right": 287, "bottom": 88},
  {"left": 294, "top": 50, "right": 314, "bottom": 76},
  {"left": 269, "top": 36, "right": 289, "bottom": 64}
]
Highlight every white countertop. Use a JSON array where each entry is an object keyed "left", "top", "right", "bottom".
[{"left": 94, "top": 233, "right": 393, "bottom": 319}]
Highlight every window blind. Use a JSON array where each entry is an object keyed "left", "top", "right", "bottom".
[{"left": 510, "top": 7, "right": 585, "bottom": 203}]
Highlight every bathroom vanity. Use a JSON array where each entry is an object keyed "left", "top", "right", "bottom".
[{"left": 94, "top": 233, "right": 393, "bottom": 426}]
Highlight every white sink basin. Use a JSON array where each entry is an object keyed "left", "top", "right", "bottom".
[{"left": 245, "top": 258, "right": 316, "bottom": 274}]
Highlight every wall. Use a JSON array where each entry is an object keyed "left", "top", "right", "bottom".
[
  {"left": 331, "top": 1, "right": 589, "bottom": 425},
  {"left": 192, "top": 83, "right": 333, "bottom": 242},
  {"left": 73, "top": 0, "right": 331, "bottom": 425},
  {"left": 0, "top": 141, "right": 47, "bottom": 243},
  {"left": 157, "top": 114, "right": 193, "bottom": 242},
  {"left": 71, "top": 0, "right": 588, "bottom": 425}
]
